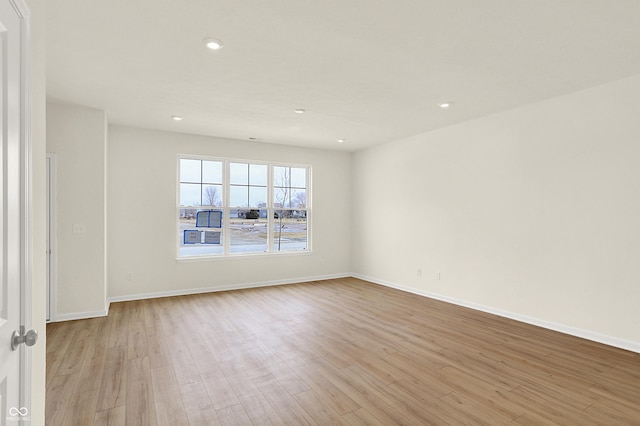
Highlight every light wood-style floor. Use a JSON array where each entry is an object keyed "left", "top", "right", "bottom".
[{"left": 46, "top": 278, "right": 640, "bottom": 425}]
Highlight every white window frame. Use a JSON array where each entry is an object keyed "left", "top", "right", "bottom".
[{"left": 177, "top": 155, "right": 312, "bottom": 260}]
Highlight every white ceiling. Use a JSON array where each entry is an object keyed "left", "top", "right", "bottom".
[{"left": 46, "top": 0, "right": 640, "bottom": 152}]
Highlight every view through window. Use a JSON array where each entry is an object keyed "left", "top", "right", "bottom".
[{"left": 178, "top": 157, "right": 310, "bottom": 258}]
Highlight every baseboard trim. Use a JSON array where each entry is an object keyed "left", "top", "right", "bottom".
[
  {"left": 53, "top": 307, "right": 109, "bottom": 322},
  {"left": 353, "top": 273, "right": 640, "bottom": 354},
  {"left": 107, "top": 273, "right": 351, "bottom": 304}
]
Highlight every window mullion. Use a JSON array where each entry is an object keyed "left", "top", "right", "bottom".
[
  {"left": 223, "top": 160, "right": 231, "bottom": 255},
  {"left": 199, "top": 160, "right": 204, "bottom": 206},
  {"left": 267, "top": 164, "right": 274, "bottom": 252},
  {"left": 246, "top": 164, "right": 251, "bottom": 207},
  {"left": 306, "top": 166, "right": 311, "bottom": 251}
]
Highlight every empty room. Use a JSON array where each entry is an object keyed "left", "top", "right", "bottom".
[{"left": 10, "top": 0, "right": 640, "bottom": 424}]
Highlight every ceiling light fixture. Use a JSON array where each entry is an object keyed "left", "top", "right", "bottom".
[
  {"left": 171, "top": 115, "right": 184, "bottom": 121},
  {"left": 294, "top": 109, "right": 306, "bottom": 114},
  {"left": 203, "top": 38, "right": 224, "bottom": 50},
  {"left": 438, "top": 102, "right": 453, "bottom": 109},
  {"left": 337, "top": 139, "right": 346, "bottom": 143}
]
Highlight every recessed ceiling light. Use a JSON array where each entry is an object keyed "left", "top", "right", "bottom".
[
  {"left": 294, "top": 109, "right": 306, "bottom": 114},
  {"left": 203, "top": 38, "right": 224, "bottom": 50},
  {"left": 438, "top": 102, "right": 453, "bottom": 109},
  {"left": 337, "top": 139, "right": 346, "bottom": 143},
  {"left": 171, "top": 115, "right": 184, "bottom": 121}
]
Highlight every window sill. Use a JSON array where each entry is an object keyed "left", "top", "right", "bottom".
[{"left": 176, "top": 250, "right": 313, "bottom": 263}]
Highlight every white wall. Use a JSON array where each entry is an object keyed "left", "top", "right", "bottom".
[
  {"left": 352, "top": 74, "right": 640, "bottom": 350},
  {"left": 46, "top": 102, "right": 108, "bottom": 317},
  {"left": 107, "top": 125, "right": 351, "bottom": 300}
]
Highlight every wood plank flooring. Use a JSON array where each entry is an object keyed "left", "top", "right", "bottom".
[{"left": 46, "top": 277, "right": 640, "bottom": 425}]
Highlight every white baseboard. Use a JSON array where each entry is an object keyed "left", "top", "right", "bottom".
[
  {"left": 353, "top": 273, "right": 640, "bottom": 354},
  {"left": 53, "top": 307, "right": 110, "bottom": 322},
  {"left": 107, "top": 272, "right": 351, "bottom": 304}
]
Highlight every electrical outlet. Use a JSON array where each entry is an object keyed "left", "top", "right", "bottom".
[
  {"left": 127, "top": 273, "right": 133, "bottom": 281},
  {"left": 435, "top": 272, "right": 441, "bottom": 280}
]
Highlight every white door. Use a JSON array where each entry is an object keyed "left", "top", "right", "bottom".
[{"left": 0, "top": 0, "right": 31, "bottom": 424}]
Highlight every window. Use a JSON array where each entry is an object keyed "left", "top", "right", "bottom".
[
  {"left": 273, "top": 166, "right": 307, "bottom": 252},
  {"left": 178, "top": 156, "right": 310, "bottom": 258},
  {"left": 229, "top": 162, "right": 268, "bottom": 254}
]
